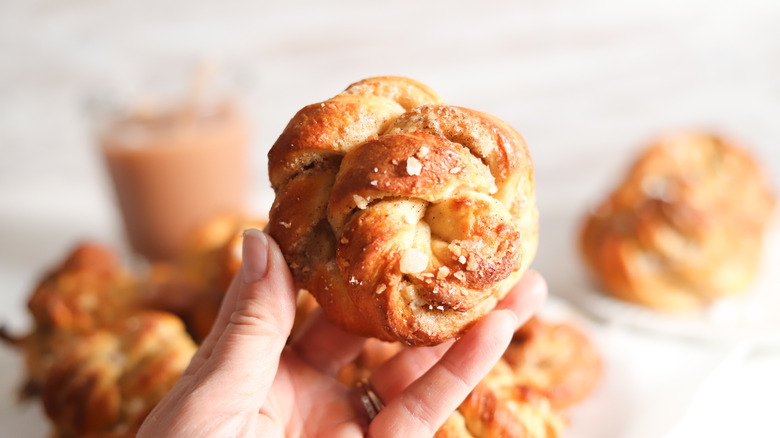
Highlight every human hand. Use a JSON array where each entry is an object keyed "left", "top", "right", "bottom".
[{"left": 138, "top": 229, "right": 547, "bottom": 437}]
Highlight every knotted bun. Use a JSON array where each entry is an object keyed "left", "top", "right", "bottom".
[
  {"left": 580, "top": 132, "right": 776, "bottom": 310},
  {"left": 41, "top": 311, "right": 196, "bottom": 437},
  {"left": 268, "top": 76, "right": 537, "bottom": 345}
]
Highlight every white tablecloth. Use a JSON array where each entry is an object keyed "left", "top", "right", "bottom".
[{"left": 2, "top": 1, "right": 779, "bottom": 436}]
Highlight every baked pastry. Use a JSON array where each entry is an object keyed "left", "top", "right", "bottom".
[
  {"left": 18, "top": 243, "right": 139, "bottom": 393},
  {"left": 141, "top": 215, "right": 267, "bottom": 342},
  {"left": 175, "top": 215, "right": 267, "bottom": 341},
  {"left": 267, "top": 76, "right": 537, "bottom": 345},
  {"left": 27, "top": 243, "right": 137, "bottom": 332},
  {"left": 503, "top": 317, "right": 602, "bottom": 409},
  {"left": 179, "top": 214, "right": 267, "bottom": 293},
  {"left": 581, "top": 132, "right": 776, "bottom": 311},
  {"left": 437, "top": 361, "right": 565, "bottom": 438},
  {"left": 41, "top": 311, "right": 196, "bottom": 438}
]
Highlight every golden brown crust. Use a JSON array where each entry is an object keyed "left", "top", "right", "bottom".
[
  {"left": 141, "top": 215, "right": 267, "bottom": 342},
  {"left": 267, "top": 76, "right": 537, "bottom": 345},
  {"left": 41, "top": 311, "right": 196, "bottom": 437},
  {"left": 435, "top": 411, "right": 476, "bottom": 438},
  {"left": 454, "top": 361, "right": 565, "bottom": 438},
  {"left": 580, "top": 132, "right": 776, "bottom": 311},
  {"left": 27, "top": 243, "right": 137, "bottom": 332},
  {"left": 18, "top": 243, "right": 141, "bottom": 396},
  {"left": 341, "top": 75, "right": 444, "bottom": 111},
  {"left": 504, "top": 318, "right": 602, "bottom": 409}
]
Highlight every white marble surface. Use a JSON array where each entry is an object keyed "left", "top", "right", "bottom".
[{"left": 1, "top": 0, "right": 779, "bottom": 436}]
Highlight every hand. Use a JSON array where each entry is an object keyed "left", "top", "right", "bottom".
[{"left": 138, "top": 229, "right": 547, "bottom": 437}]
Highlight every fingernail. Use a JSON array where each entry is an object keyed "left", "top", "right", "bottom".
[
  {"left": 242, "top": 228, "right": 269, "bottom": 283},
  {"left": 501, "top": 308, "right": 519, "bottom": 328},
  {"left": 519, "top": 270, "right": 540, "bottom": 287},
  {"left": 517, "top": 272, "right": 548, "bottom": 324},
  {"left": 528, "top": 272, "right": 548, "bottom": 301}
]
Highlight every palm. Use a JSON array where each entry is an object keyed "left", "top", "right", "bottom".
[{"left": 266, "top": 350, "right": 363, "bottom": 437}]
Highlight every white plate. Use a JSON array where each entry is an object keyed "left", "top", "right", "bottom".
[{"left": 539, "top": 296, "right": 744, "bottom": 438}]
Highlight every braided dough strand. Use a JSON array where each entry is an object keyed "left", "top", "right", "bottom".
[{"left": 268, "top": 76, "right": 537, "bottom": 345}]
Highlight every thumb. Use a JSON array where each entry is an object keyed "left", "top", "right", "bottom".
[{"left": 198, "top": 229, "right": 297, "bottom": 404}]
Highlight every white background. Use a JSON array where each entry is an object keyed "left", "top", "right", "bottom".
[{"left": 1, "top": 1, "right": 779, "bottom": 436}]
